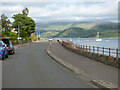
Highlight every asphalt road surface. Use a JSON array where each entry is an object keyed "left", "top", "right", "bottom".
[{"left": 2, "top": 42, "right": 93, "bottom": 88}]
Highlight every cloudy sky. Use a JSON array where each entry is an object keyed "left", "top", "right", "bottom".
[{"left": 0, "top": 0, "right": 119, "bottom": 23}]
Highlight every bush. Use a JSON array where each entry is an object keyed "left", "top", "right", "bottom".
[{"left": 30, "top": 33, "right": 37, "bottom": 41}]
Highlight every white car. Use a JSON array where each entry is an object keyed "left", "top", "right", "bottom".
[{"left": 49, "top": 38, "right": 53, "bottom": 41}]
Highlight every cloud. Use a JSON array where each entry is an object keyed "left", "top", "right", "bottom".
[
  {"left": 0, "top": 2, "right": 118, "bottom": 22},
  {"left": 0, "top": 4, "right": 24, "bottom": 20},
  {"left": 0, "top": 0, "right": 119, "bottom": 2},
  {"left": 0, "top": 5, "right": 23, "bottom": 12},
  {"left": 29, "top": 2, "right": 118, "bottom": 22}
]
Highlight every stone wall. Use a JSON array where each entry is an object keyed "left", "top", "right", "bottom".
[{"left": 60, "top": 42, "right": 120, "bottom": 68}]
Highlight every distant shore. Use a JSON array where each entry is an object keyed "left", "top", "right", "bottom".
[
  {"left": 54, "top": 37, "right": 120, "bottom": 39},
  {"left": 89, "top": 37, "right": 120, "bottom": 39}
]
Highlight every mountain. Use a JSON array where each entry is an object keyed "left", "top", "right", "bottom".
[
  {"left": 91, "top": 23, "right": 118, "bottom": 31},
  {"left": 35, "top": 22, "right": 118, "bottom": 38},
  {"left": 35, "top": 22, "right": 99, "bottom": 31},
  {"left": 40, "top": 31, "right": 59, "bottom": 38},
  {"left": 55, "top": 23, "right": 118, "bottom": 38},
  {"left": 55, "top": 27, "right": 89, "bottom": 38}
]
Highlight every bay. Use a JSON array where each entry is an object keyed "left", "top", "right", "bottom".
[{"left": 46, "top": 38, "right": 119, "bottom": 57}]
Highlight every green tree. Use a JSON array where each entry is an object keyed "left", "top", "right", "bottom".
[
  {"left": 0, "top": 20, "right": 2, "bottom": 37},
  {"left": 30, "top": 33, "right": 37, "bottom": 41},
  {"left": 12, "top": 8, "right": 35, "bottom": 39},
  {"left": 22, "top": 7, "right": 29, "bottom": 16},
  {"left": 1, "top": 13, "right": 11, "bottom": 36}
]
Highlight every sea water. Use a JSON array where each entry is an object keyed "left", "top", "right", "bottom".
[
  {"left": 46, "top": 38, "right": 119, "bottom": 57},
  {"left": 61, "top": 38, "right": 119, "bottom": 57}
]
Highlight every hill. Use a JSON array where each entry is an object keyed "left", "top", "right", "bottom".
[
  {"left": 35, "top": 22, "right": 118, "bottom": 38},
  {"left": 35, "top": 22, "right": 100, "bottom": 31},
  {"left": 55, "top": 23, "right": 118, "bottom": 38},
  {"left": 40, "top": 31, "right": 59, "bottom": 38}
]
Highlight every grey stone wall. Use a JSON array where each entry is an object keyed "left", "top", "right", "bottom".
[{"left": 61, "top": 43, "right": 120, "bottom": 68}]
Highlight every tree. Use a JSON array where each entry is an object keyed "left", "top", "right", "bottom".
[
  {"left": 0, "top": 20, "right": 2, "bottom": 37},
  {"left": 22, "top": 7, "right": 29, "bottom": 16},
  {"left": 1, "top": 13, "right": 11, "bottom": 36},
  {"left": 30, "top": 33, "right": 37, "bottom": 41},
  {"left": 12, "top": 8, "right": 35, "bottom": 39}
]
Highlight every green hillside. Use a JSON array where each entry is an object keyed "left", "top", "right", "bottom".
[
  {"left": 36, "top": 22, "right": 118, "bottom": 38},
  {"left": 55, "top": 23, "right": 118, "bottom": 38},
  {"left": 40, "top": 31, "right": 59, "bottom": 38},
  {"left": 36, "top": 22, "right": 73, "bottom": 30},
  {"left": 36, "top": 22, "right": 99, "bottom": 31}
]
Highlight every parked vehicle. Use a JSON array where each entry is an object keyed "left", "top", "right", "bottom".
[
  {"left": 0, "top": 41, "right": 8, "bottom": 60},
  {"left": 49, "top": 38, "right": 53, "bottom": 41},
  {"left": 2, "top": 38, "right": 15, "bottom": 55}
]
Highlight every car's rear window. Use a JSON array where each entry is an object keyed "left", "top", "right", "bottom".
[
  {"left": 0, "top": 42, "right": 2, "bottom": 46},
  {"left": 2, "top": 39, "right": 10, "bottom": 45}
]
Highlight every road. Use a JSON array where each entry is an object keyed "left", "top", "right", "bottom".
[{"left": 2, "top": 42, "right": 93, "bottom": 88}]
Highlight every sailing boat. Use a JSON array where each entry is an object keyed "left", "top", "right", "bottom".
[
  {"left": 78, "top": 37, "right": 80, "bottom": 41},
  {"left": 96, "top": 32, "right": 102, "bottom": 41},
  {"left": 70, "top": 35, "right": 72, "bottom": 42}
]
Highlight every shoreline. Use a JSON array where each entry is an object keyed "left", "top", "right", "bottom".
[{"left": 55, "top": 37, "right": 120, "bottom": 39}]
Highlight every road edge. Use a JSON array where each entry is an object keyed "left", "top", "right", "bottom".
[
  {"left": 46, "top": 41, "right": 84, "bottom": 75},
  {"left": 90, "top": 80, "right": 118, "bottom": 89},
  {"left": 14, "top": 40, "right": 45, "bottom": 49}
]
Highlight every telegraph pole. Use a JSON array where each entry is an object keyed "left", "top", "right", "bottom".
[
  {"left": 37, "top": 30, "right": 38, "bottom": 41},
  {"left": 17, "top": 24, "right": 20, "bottom": 44},
  {"left": 39, "top": 31, "right": 40, "bottom": 40}
]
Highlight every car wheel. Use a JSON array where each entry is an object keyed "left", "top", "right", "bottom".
[
  {"left": 6, "top": 52, "right": 8, "bottom": 58},
  {"left": 13, "top": 50, "right": 15, "bottom": 54},
  {"left": 2, "top": 53, "right": 5, "bottom": 60},
  {"left": 10, "top": 50, "right": 13, "bottom": 55},
  {"left": 12, "top": 50, "right": 14, "bottom": 55}
]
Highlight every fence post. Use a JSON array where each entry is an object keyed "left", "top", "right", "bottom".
[
  {"left": 78, "top": 45, "right": 80, "bottom": 50},
  {"left": 103, "top": 47, "right": 104, "bottom": 55},
  {"left": 93, "top": 46, "right": 94, "bottom": 54},
  {"left": 86, "top": 46, "right": 87, "bottom": 51},
  {"left": 81, "top": 45, "right": 83, "bottom": 50},
  {"left": 83, "top": 45, "right": 84, "bottom": 51},
  {"left": 109, "top": 48, "right": 111, "bottom": 57},
  {"left": 97, "top": 47, "right": 99, "bottom": 54},
  {"left": 116, "top": 48, "right": 118, "bottom": 58},
  {"left": 76, "top": 45, "right": 78, "bottom": 49},
  {"left": 89, "top": 46, "right": 91, "bottom": 53}
]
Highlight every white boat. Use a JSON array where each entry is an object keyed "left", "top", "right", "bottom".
[
  {"left": 78, "top": 37, "right": 80, "bottom": 41},
  {"left": 70, "top": 36, "right": 72, "bottom": 42},
  {"left": 96, "top": 32, "right": 102, "bottom": 41},
  {"left": 106, "top": 40, "right": 109, "bottom": 42}
]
